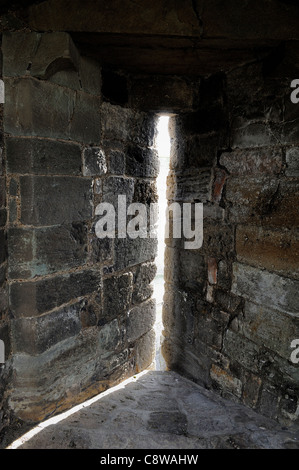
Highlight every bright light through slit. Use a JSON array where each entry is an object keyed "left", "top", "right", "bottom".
[{"left": 153, "top": 115, "right": 171, "bottom": 371}]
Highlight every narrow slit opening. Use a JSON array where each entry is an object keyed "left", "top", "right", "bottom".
[{"left": 153, "top": 114, "right": 171, "bottom": 371}]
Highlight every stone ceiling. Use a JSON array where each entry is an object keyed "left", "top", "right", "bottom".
[{"left": 1, "top": 0, "right": 299, "bottom": 75}]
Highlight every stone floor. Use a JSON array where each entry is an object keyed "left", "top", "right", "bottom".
[{"left": 8, "top": 370, "right": 299, "bottom": 449}]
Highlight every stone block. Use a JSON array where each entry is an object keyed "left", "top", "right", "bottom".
[
  {"left": 202, "top": 221, "right": 234, "bottom": 258},
  {"left": 102, "top": 272, "right": 133, "bottom": 324},
  {"left": 127, "top": 298, "right": 156, "bottom": 344},
  {"left": 97, "top": 319, "right": 122, "bottom": 357},
  {"left": 19, "top": 176, "right": 93, "bottom": 226},
  {"left": 179, "top": 105, "right": 227, "bottom": 136},
  {"left": 173, "top": 170, "right": 211, "bottom": 202},
  {"left": 0, "top": 230, "right": 7, "bottom": 265},
  {"left": 286, "top": 147, "right": 299, "bottom": 177},
  {"left": 259, "top": 384, "right": 279, "bottom": 420},
  {"left": 9, "top": 269, "right": 102, "bottom": 317},
  {"left": 102, "top": 176, "right": 135, "bottom": 207},
  {"left": 132, "top": 262, "right": 157, "bottom": 304},
  {"left": 7, "top": 224, "right": 88, "bottom": 280},
  {"left": 233, "top": 301, "right": 299, "bottom": 361},
  {"left": 4, "top": 77, "right": 74, "bottom": 138},
  {"left": 101, "top": 102, "right": 135, "bottom": 143},
  {"left": 12, "top": 302, "right": 82, "bottom": 355},
  {"left": 242, "top": 372, "right": 262, "bottom": 408},
  {"left": 3, "top": 32, "right": 80, "bottom": 79},
  {"left": 178, "top": 249, "right": 206, "bottom": 291},
  {"left": 6, "top": 137, "right": 82, "bottom": 175},
  {"left": 89, "top": 236, "right": 114, "bottom": 264},
  {"left": 0, "top": 178, "right": 6, "bottom": 207},
  {"left": 135, "top": 329, "right": 156, "bottom": 371},
  {"left": 70, "top": 91, "right": 101, "bottom": 144},
  {"left": 83, "top": 147, "right": 107, "bottom": 176},
  {"left": 125, "top": 144, "right": 159, "bottom": 178},
  {"left": 220, "top": 148, "right": 282, "bottom": 175},
  {"left": 107, "top": 149, "right": 126, "bottom": 175},
  {"left": 0, "top": 209, "right": 7, "bottom": 227},
  {"left": 223, "top": 329, "right": 261, "bottom": 374},
  {"left": 8, "top": 199, "right": 17, "bottom": 224},
  {"left": 9, "top": 178, "right": 18, "bottom": 197},
  {"left": 231, "top": 121, "right": 279, "bottom": 148},
  {"left": 226, "top": 177, "right": 299, "bottom": 227},
  {"left": 4, "top": 77, "right": 101, "bottom": 144},
  {"left": 232, "top": 262, "right": 299, "bottom": 316},
  {"left": 130, "top": 76, "right": 195, "bottom": 111},
  {"left": 236, "top": 225, "right": 299, "bottom": 278},
  {"left": 210, "top": 364, "right": 242, "bottom": 398},
  {"left": 0, "top": 264, "right": 6, "bottom": 288},
  {"left": 113, "top": 237, "right": 157, "bottom": 271},
  {"left": 78, "top": 56, "right": 102, "bottom": 96}
]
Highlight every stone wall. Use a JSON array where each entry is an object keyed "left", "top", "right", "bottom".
[
  {"left": 0, "top": 32, "right": 158, "bottom": 446},
  {"left": 0, "top": 11, "right": 299, "bottom": 447},
  {"left": 162, "top": 59, "right": 299, "bottom": 425}
]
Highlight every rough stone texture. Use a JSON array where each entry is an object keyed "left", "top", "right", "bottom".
[
  {"left": 1, "top": 30, "right": 159, "bottom": 448},
  {"left": 232, "top": 262, "right": 299, "bottom": 316},
  {"left": 162, "top": 63, "right": 299, "bottom": 427},
  {"left": 9, "top": 270, "right": 102, "bottom": 317},
  {"left": 1, "top": 1, "right": 299, "bottom": 449},
  {"left": 19, "top": 176, "right": 93, "bottom": 226},
  {"left": 9, "top": 371, "right": 299, "bottom": 450},
  {"left": 6, "top": 138, "right": 82, "bottom": 175}
]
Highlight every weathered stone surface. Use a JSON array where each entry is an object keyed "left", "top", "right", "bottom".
[
  {"left": 231, "top": 121, "right": 278, "bottom": 148},
  {"left": 232, "top": 301, "right": 299, "bottom": 361},
  {"left": 102, "top": 272, "right": 132, "bottom": 325},
  {"left": 107, "top": 149, "right": 125, "bottom": 175},
  {"left": 2, "top": 32, "right": 80, "bottom": 79},
  {"left": 171, "top": 170, "right": 211, "bottom": 202},
  {"left": 83, "top": 147, "right": 107, "bottom": 176},
  {"left": 4, "top": 78, "right": 101, "bottom": 144},
  {"left": 102, "top": 176, "right": 134, "bottom": 207},
  {"left": 225, "top": 177, "right": 299, "bottom": 227},
  {"left": 19, "top": 176, "right": 93, "bottom": 226},
  {"left": 7, "top": 224, "right": 88, "bottom": 279},
  {"left": 132, "top": 262, "right": 156, "bottom": 304},
  {"left": 113, "top": 237, "right": 157, "bottom": 271},
  {"left": 9, "top": 269, "right": 102, "bottom": 317},
  {"left": 127, "top": 299, "right": 156, "bottom": 344},
  {"left": 6, "top": 138, "right": 82, "bottom": 175},
  {"left": 178, "top": 249, "right": 206, "bottom": 291},
  {"left": 125, "top": 144, "right": 159, "bottom": 178},
  {"left": 10, "top": 329, "right": 100, "bottom": 421},
  {"left": 286, "top": 147, "right": 299, "bottom": 177},
  {"left": 232, "top": 262, "right": 299, "bottom": 316},
  {"left": 130, "top": 76, "right": 195, "bottom": 111},
  {"left": 210, "top": 364, "right": 242, "bottom": 398},
  {"left": 101, "top": 103, "right": 135, "bottom": 143},
  {"left": 12, "top": 302, "right": 82, "bottom": 355},
  {"left": 0, "top": 209, "right": 7, "bottom": 227},
  {"left": 97, "top": 318, "right": 122, "bottom": 357},
  {"left": 236, "top": 225, "right": 299, "bottom": 278},
  {"left": 223, "top": 329, "right": 261, "bottom": 374},
  {"left": 220, "top": 148, "right": 283, "bottom": 175},
  {"left": 202, "top": 221, "right": 234, "bottom": 258},
  {"left": 89, "top": 236, "right": 113, "bottom": 264},
  {"left": 28, "top": 0, "right": 202, "bottom": 36},
  {"left": 135, "top": 329, "right": 156, "bottom": 372},
  {"left": 0, "top": 178, "right": 6, "bottom": 207},
  {"left": 0, "top": 230, "right": 7, "bottom": 265}
]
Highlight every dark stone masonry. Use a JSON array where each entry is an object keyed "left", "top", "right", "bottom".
[{"left": 0, "top": 0, "right": 298, "bottom": 448}]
